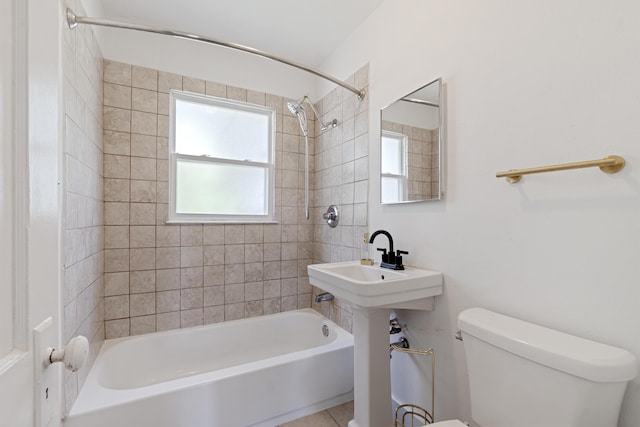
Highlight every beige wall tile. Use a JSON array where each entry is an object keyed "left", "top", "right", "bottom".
[
  {"left": 104, "top": 106, "right": 131, "bottom": 132},
  {"left": 130, "top": 315, "right": 156, "bottom": 335},
  {"left": 104, "top": 154, "right": 130, "bottom": 179},
  {"left": 224, "top": 302, "right": 244, "bottom": 321},
  {"left": 131, "top": 66, "right": 158, "bottom": 90},
  {"left": 158, "top": 71, "right": 182, "bottom": 93},
  {"left": 132, "top": 88, "right": 158, "bottom": 113},
  {"left": 204, "top": 285, "right": 224, "bottom": 307},
  {"left": 203, "top": 245, "right": 224, "bottom": 266},
  {"left": 156, "top": 247, "right": 181, "bottom": 270},
  {"left": 104, "top": 60, "right": 132, "bottom": 86},
  {"left": 130, "top": 226, "right": 156, "bottom": 248},
  {"left": 104, "top": 202, "right": 129, "bottom": 225},
  {"left": 131, "top": 134, "right": 156, "bottom": 158},
  {"left": 104, "top": 130, "right": 131, "bottom": 156},
  {"left": 130, "top": 202, "right": 156, "bottom": 225},
  {"left": 203, "top": 225, "right": 225, "bottom": 245},
  {"left": 157, "top": 312, "right": 180, "bottom": 331},
  {"left": 157, "top": 115, "right": 169, "bottom": 137},
  {"left": 130, "top": 157, "right": 156, "bottom": 181},
  {"left": 130, "top": 248, "right": 156, "bottom": 270},
  {"left": 157, "top": 290, "right": 180, "bottom": 313},
  {"left": 181, "top": 266, "right": 203, "bottom": 288},
  {"left": 183, "top": 77, "right": 205, "bottom": 94},
  {"left": 157, "top": 225, "right": 180, "bottom": 247},
  {"left": 180, "top": 308, "right": 203, "bottom": 327},
  {"left": 226, "top": 86, "right": 246, "bottom": 101},
  {"left": 130, "top": 292, "right": 156, "bottom": 316},
  {"left": 105, "top": 249, "right": 129, "bottom": 272},
  {"left": 263, "top": 298, "right": 280, "bottom": 315},
  {"left": 157, "top": 93, "right": 170, "bottom": 115},
  {"left": 130, "top": 270, "right": 156, "bottom": 294},
  {"left": 205, "top": 81, "right": 226, "bottom": 97},
  {"left": 181, "top": 288, "right": 203, "bottom": 310},
  {"left": 181, "top": 246, "right": 203, "bottom": 267},
  {"left": 105, "top": 318, "right": 129, "bottom": 339},
  {"left": 104, "top": 272, "right": 129, "bottom": 296},
  {"left": 181, "top": 225, "right": 203, "bottom": 246},
  {"left": 104, "top": 83, "right": 131, "bottom": 109},
  {"left": 224, "top": 225, "right": 244, "bottom": 244},
  {"left": 245, "top": 301, "right": 263, "bottom": 318},
  {"left": 203, "top": 265, "right": 225, "bottom": 286},
  {"left": 156, "top": 268, "right": 180, "bottom": 291},
  {"left": 104, "top": 295, "right": 129, "bottom": 319},
  {"left": 131, "top": 111, "right": 157, "bottom": 136},
  {"left": 130, "top": 180, "right": 156, "bottom": 202},
  {"left": 104, "top": 226, "right": 129, "bottom": 249},
  {"left": 204, "top": 306, "right": 224, "bottom": 324},
  {"left": 224, "top": 264, "right": 244, "bottom": 284}
]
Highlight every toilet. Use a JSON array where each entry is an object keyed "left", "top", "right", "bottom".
[{"left": 430, "top": 308, "right": 637, "bottom": 427}]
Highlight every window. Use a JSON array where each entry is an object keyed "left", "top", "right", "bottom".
[
  {"left": 380, "top": 130, "right": 408, "bottom": 203},
  {"left": 169, "top": 91, "right": 275, "bottom": 222}
]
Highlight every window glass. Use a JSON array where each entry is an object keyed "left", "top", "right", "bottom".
[
  {"left": 381, "top": 133, "right": 403, "bottom": 175},
  {"left": 175, "top": 98, "right": 270, "bottom": 162},
  {"left": 169, "top": 91, "right": 275, "bottom": 222},
  {"left": 176, "top": 160, "right": 268, "bottom": 215}
]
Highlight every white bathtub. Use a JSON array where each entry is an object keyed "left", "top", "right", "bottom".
[{"left": 65, "top": 309, "right": 354, "bottom": 427}]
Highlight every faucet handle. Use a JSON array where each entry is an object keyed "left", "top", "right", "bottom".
[
  {"left": 394, "top": 250, "right": 408, "bottom": 268},
  {"left": 377, "top": 248, "right": 390, "bottom": 263}
]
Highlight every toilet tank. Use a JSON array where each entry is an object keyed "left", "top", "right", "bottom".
[{"left": 458, "top": 308, "right": 637, "bottom": 427}]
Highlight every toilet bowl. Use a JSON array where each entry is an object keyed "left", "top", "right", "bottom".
[{"left": 419, "top": 308, "right": 636, "bottom": 427}]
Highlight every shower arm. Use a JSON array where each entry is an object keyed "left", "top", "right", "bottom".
[{"left": 66, "top": 9, "right": 366, "bottom": 100}]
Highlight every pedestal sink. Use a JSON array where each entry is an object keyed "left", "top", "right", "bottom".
[{"left": 307, "top": 261, "right": 443, "bottom": 427}]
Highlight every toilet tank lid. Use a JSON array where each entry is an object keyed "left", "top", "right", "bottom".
[{"left": 458, "top": 308, "right": 637, "bottom": 382}]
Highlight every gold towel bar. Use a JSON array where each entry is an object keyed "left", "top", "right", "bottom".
[{"left": 496, "top": 155, "right": 625, "bottom": 183}]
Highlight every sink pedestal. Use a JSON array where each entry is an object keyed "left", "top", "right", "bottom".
[
  {"left": 348, "top": 307, "right": 392, "bottom": 427},
  {"left": 307, "top": 261, "right": 443, "bottom": 427}
]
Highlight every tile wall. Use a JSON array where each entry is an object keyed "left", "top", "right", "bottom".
[
  {"left": 311, "top": 65, "right": 369, "bottom": 332},
  {"left": 62, "top": 0, "right": 105, "bottom": 414},
  {"left": 101, "top": 60, "right": 318, "bottom": 337}
]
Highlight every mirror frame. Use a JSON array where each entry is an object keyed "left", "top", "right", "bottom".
[{"left": 380, "top": 77, "right": 443, "bottom": 204}]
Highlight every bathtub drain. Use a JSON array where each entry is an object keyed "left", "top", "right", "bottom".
[{"left": 322, "top": 324, "right": 329, "bottom": 337}]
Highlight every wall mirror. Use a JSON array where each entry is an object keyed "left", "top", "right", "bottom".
[{"left": 380, "top": 78, "right": 442, "bottom": 204}]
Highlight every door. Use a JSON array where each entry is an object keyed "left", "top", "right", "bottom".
[{"left": 0, "top": 1, "right": 62, "bottom": 426}]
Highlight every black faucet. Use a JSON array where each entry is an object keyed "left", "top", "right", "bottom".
[{"left": 369, "top": 230, "right": 408, "bottom": 270}]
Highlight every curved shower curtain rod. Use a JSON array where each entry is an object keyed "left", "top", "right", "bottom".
[{"left": 66, "top": 9, "right": 366, "bottom": 100}]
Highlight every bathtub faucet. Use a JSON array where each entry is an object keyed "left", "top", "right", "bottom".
[{"left": 315, "top": 292, "right": 334, "bottom": 303}]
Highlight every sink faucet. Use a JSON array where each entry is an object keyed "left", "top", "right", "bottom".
[{"left": 369, "top": 230, "right": 408, "bottom": 270}]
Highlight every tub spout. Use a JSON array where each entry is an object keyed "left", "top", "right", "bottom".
[{"left": 315, "top": 292, "right": 334, "bottom": 303}]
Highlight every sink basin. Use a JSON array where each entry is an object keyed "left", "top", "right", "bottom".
[{"left": 307, "top": 261, "right": 442, "bottom": 309}]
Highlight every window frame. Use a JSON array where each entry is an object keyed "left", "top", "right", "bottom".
[
  {"left": 380, "top": 130, "right": 408, "bottom": 203},
  {"left": 168, "top": 90, "right": 276, "bottom": 223}
]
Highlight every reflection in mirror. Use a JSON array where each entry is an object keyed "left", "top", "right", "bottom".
[{"left": 380, "top": 78, "right": 442, "bottom": 204}]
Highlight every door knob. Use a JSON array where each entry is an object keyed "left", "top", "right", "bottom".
[{"left": 45, "top": 335, "right": 89, "bottom": 372}]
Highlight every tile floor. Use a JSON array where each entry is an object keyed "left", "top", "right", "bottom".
[{"left": 278, "top": 400, "right": 353, "bottom": 427}]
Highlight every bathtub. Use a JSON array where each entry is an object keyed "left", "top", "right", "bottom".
[{"left": 65, "top": 309, "right": 354, "bottom": 427}]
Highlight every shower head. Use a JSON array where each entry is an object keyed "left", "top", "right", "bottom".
[
  {"left": 287, "top": 96, "right": 307, "bottom": 116},
  {"left": 287, "top": 95, "right": 338, "bottom": 134}
]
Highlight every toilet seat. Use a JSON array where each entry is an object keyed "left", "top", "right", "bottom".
[{"left": 427, "top": 420, "right": 467, "bottom": 427}]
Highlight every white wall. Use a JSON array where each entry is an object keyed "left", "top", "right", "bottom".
[{"left": 322, "top": 1, "right": 640, "bottom": 425}]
